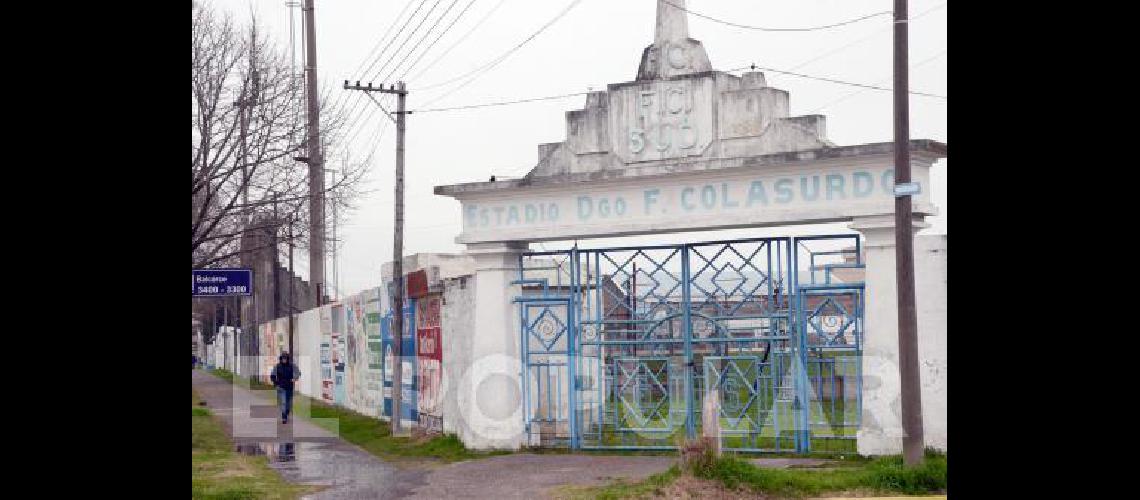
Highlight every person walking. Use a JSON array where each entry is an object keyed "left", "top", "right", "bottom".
[{"left": 270, "top": 352, "right": 301, "bottom": 424}]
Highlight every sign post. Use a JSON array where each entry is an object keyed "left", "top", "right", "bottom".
[
  {"left": 194, "top": 269, "right": 254, "bottom": 378},
  {"left": 192, "top": 269, "right": 254, "bottom": 297}
]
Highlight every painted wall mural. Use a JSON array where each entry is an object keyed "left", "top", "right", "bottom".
[
  {"left": 365, "top": 288, "right": 384, "bottom": 418},
  {"left": 417, "top": 295, "right": 443, "bottom": 432}
]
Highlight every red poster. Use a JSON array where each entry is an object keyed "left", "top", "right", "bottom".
[
  {"left": 416, "top": 295, "right": 442, "bottom": 427},
  {"left": 407, "top": 269, "right": 430, "bottom": 299}
]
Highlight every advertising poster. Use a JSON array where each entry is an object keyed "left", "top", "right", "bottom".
[
  {"left": 346, "top": 292, "right": 371, "bottom": 414},
  {"left": 416, "top": 295, "right": 443, "bottom": 432},
  {"left": 364, "top": 288, "right": 384, "bottom": 418},
  {"left": 332, "top": 305, "right": 346, "bottom": 406},
  {"left": 260, "top": 322, "right": 277, "bottom": 384},
  {"left": 345, "top": 295, "right": 360, "bottom": 412},
  {"left": 381, "top": 316, "right": 393, "bottom": 420},
  {"left": 319, "top": 305, "right": 333, "bottom": 403},
  {"left": 333, "top": 334, "right": 346, "bottom": 405},
  {"left": 382, "top": 302, "right": 417, "bottom": 424}
]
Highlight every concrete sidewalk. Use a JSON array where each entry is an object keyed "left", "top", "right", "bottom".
[
  {"left": 192, "top": 370, "right": 427, "bottom": 499},
  {"left": 193, "top": 370, "right": 940, "bottom": 499}
]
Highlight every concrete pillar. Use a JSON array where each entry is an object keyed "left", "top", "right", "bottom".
[
  {"left": 915, "top": 235, "right": 947, "bottom": 451},
  {"left": 460, "top": 241, "right": 529, "bottom": 450},
  {"left": 848, "top": 214, "right": 928, "bottom": 456}
]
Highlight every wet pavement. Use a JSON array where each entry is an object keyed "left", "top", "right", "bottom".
[
  {"left": 194, "top": 370, "right": 845, "bottom": 499},
  {"left": 192, "top": 370, "right": 427, "bottom": 499}
]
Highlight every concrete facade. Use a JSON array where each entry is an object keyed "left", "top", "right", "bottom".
[
  {"left": 229, "top": 0, "right": 946, "bottom": 457},
  {"left": 433, "top": 0, "right": 947, "bottom": 454},
  {"left": 916, "top": 234, "right": 947, "bottom": 451}
]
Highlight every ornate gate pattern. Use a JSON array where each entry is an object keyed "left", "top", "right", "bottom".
[{"left": 517, "top": 235, "right": 863, "bottom": 453}]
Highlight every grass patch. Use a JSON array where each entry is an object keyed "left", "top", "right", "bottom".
[
  {"left": 209, "top": 368, "right": 274, "bottom": 390},
  {"left": 691, "top": 448, "right": 945, "bottom": 498},
  {"left": 573, "top": 448, "right": 946, "bottom": 499},
  {"left": 553, "top": 467, "right": 682, "bottom": 500},
  {"left": 206, "top": 369, "right": 505, "bottom": 463},
  {"left": 301, "top": 396, "right": 508, "bottom": 463},
  {"left": 209, "top": 368, "right": 236, "bottom": 384},
  {"left": 192, "top": 388, "right": 318, "bottom": 499}
]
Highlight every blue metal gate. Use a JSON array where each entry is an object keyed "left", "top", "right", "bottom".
[{"left": 516, "top": 235, "right": 863, "bottom": 454}]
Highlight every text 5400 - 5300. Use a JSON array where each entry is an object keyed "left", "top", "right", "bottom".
[{"left": 195, "top": 286, "right": 247, "bottom": 294}]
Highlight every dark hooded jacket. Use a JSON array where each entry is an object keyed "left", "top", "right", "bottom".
[{"left": 270, "top": 356, "right": 300, "bottom": 392}]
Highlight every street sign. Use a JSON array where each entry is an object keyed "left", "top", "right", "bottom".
[
  {"left": 193, "top": 268, "right": 253, "bottom": 297},
  {"left": 893, "top": 182, "right": 922, "bottom": 197}
]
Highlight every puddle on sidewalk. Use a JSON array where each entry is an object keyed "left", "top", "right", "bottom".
[
  {"left": 235, "top": 441, "right": 298, "bottom": 463},
  {"left": 231, "top": 440, "right": 415, "bottom": 496}
]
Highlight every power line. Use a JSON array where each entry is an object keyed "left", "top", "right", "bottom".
[
  {"left": 727, "top": 64, "right": 946, "bottom": 99},
  {"left": 341, "top": 1, "right": 476, "bottom": 160},
  {"left": 357, "top": 0, "right": 433, "bottom": 84},
  {"left": 393, "top": 0, "right": 482, "bottom": 82},
  {"left": 339, "top": 0, "right": 434, "bottom": 133},
  {"left": 344, "top": 93, "right": 395, "bottom": 148},
  {"left": 412, "top": 91, "right": 588, "bottom": 113},
  {"left": 660, "top": 0, "right": 891, "bottom": 32},
  {"left": 787, "top": 2, "right": 946, "bottom": 72},
  {"left": 406, "top": 0, "right": 510, "bottom": 83},
  {"left": 365, "top": 0, "right": 448, "bottom": 84},
  {"left": 328, "top": 0, "right": 418, "bottom": 113},
  {"left": 376, "top": 0, "right": 467, "bottom": 85},
  {"left": 415, "top": 0, "right": 585, "bottom": 94},
  {"left": 412, "top": 53, "right": 947, "bottom": 116},
  {"left": 349, "top": 0, "right": 418, "bottom": 80},
  {"left": 807, "top": 50, "right": 947, "bottom": 114}
]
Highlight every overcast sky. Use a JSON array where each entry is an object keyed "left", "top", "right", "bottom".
[{"left": 220, "top": 0, "right": 947, "bottom": 298}]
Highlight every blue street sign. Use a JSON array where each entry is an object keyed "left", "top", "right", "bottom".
[
  {"left": 893, "top": 182, "right": 921, "bottom": 197},
  {"left": 192, "top": 268, "right": 253, "bottom": 297}
]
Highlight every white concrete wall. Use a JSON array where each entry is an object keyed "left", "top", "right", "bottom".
[
  {"left": 916, "top": 234, "right": 947, "bottom": 451},
  {"left": 441, "top": 275, "right": 476, "bottom": 440},
  {"left": 297, "top": 308, "right": 322, "bottom": 400}
]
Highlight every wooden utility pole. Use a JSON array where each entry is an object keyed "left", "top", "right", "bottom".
[
  {"left": 302, "top": 0, "right": 326, "bottom": 306},
  {"left": 893, "top": 0, "right": 924, "bottom": 467},
  {"left": 288, "top": 219, "right": 295, "bottom": 356},
  {"left": 343, "top": 80, "right": 409, "bottom": 434},
  {"left": 235, "top": 26, "right": 259, "bottom": 379}
]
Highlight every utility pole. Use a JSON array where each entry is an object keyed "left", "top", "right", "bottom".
[
  {"left": 234, "top": 26, "right": 259, "bottom": 380},
  {"left": 343, "top": 80, "right": 409, "bottom": 435},
  {"left": 326, "top": 165, "right": 340, "bottom": 302},
  {"left": 272, "top": 192, "right": 281, "bottom": 326},
  {"left": 302, "top": 0, "right": 326, "bottom": 307},
  {"left": 288, "top": 218, "right": 296, "bottom": 357},
  {"left": 893, "top": 0, "right": 924, "bottom": 467}
]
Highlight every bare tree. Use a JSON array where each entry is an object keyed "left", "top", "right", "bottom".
[{"left": 192, "top": 2, "right": 368, "bottom": 270}]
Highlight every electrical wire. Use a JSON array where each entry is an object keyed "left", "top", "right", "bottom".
[
  {"left": 659, "top": 0, "right": 890, "bottom": 32},
  {"left": 414, "top": 0, "right": 585, "bottom": 94},
  {"left": 406, "top": 0, "right": 510, "bottom": 83},
  {"left": 727, "top": 64, "right": 946, "bottom": 99},
  {"left": 412, "top": 91, "right": 588, "bottom": 113}
]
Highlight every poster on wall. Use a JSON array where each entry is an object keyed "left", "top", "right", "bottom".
[
  {"left": 320, "top": 341, "right": 332, "bottom": 402},
  {"left": 416, "top": 295, "right": 443, "bottom": 432},
  {"left": 346, "top": 292, "right": 372, "bottom": 415},
  {"left": 319, "top": 306, "right": 334, "bottom": 403},
  {"left": 364, "top": 288, "right": 384, "bottom": 418},
  {"left": 260, "top": 322, "right": 277, "bottom": 384},
  {"left": 276, "top": 318, "right": 287, "bottom": 357},
  {"left": 345, "top": 296, "right": 359, "bottom": 412},
  {"left": 381, "top": 301, "right": 417, "bottom": 425},
  {"left": 331, "top": 304, "right": 346, "bottom": 405},
  {"left": 382, "top": 316, "right": 393, "bottom": 420}
]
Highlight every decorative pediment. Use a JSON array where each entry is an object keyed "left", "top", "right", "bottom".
[{"left": 529, "top": 0, "right": 834, "bottom": 178}]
